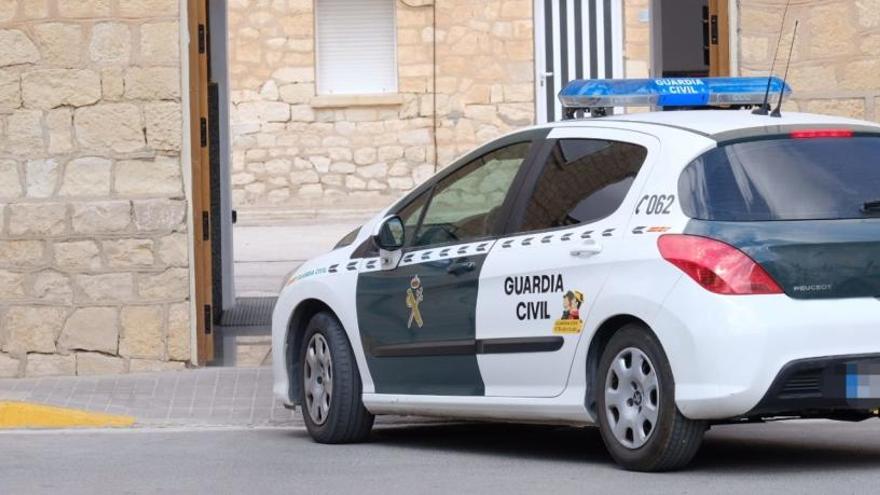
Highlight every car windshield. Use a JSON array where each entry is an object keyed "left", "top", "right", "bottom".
[{"left": 679, "top": 135, "right": 880, "bottom": 221}]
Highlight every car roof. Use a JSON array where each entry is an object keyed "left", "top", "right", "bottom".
[{"left": 540, "top": 110, "right": 880, "bottom": 138}]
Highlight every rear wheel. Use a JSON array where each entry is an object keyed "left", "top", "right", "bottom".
[
  {"left": 597, "top": 324, "right": 705, "bottom": 471},
  {"left": 299, "top": 312, "right": 374, "bottom": 443}
]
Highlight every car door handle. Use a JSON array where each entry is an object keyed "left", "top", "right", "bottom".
[
  {"left": 570, "top": 241, "right": 603, "bottom": 258},
  {"left": 447, "top": 259, "right": 476, "bottom": 275}
]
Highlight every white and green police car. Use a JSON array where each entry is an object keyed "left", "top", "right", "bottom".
[{"left": 272, "top": 77, "right": 880, "bottom": 471}]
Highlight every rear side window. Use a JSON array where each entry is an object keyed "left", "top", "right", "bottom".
[
  {"left": 518, "top": 139, "right": 647, "bottom": 232},
  {"left": 680, "top": 136, "right": 880, "bottom": 221}
]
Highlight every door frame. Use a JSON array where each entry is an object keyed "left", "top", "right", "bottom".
[{"left": 187, "top": 0, "right": 214, "bottom": 365}]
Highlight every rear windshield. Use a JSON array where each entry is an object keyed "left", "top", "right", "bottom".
[{"left": 679, "top": 136, "right": 880, "bottom": 221}]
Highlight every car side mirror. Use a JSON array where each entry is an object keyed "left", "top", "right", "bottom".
[{"left": 372, "top": 215, "right": 405, "bottom": 252}]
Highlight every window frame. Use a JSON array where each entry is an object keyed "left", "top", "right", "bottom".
[
  {"left": 314, "top": 0, "right": 399, "bottom": 96},
  {"left": 387, "top": 129, "right": 550, "bottom": 251},
  {"left": 502, "top": 132, "right": 654, "bottom": 237}
]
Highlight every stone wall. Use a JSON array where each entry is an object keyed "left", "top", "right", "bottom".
[
  {"left": 739, "top": 0, "right": 879, "bottom": 121},
  {"left": 227, "top": 0, "right": 534, "bottom": 209},
  {"left": 0, "top": 0, "right": 191, "bottom": 377}
]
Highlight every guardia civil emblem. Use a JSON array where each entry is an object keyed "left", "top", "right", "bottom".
[{"left": 406, "top": 275, "right": 424, "bottom": 329}]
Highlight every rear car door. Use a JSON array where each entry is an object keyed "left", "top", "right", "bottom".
[
  {"left": 476, "top": 127, "right": 659, "bottom": 398},
  {"left": 356, "top": 135, "right": 543, "bottom": 396}
]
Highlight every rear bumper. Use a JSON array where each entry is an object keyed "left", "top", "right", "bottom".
[{"left": 746, "top": 353, "right": 880, "bottom": 418}]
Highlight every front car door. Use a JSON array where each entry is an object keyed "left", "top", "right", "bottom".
[
  {"left": 356, "top": 133, "right": 544, "bottom": 396},
  {"left": 476, "top": 127, "right": 660, "bottom": 397}
]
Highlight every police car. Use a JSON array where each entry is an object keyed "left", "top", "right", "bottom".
[{"left": 272, "top": 77, "right": 880, "bottom": 471}]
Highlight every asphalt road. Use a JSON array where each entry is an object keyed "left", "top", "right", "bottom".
[{"left": 3, "top": 420, "right": 880, "bottom": 494}]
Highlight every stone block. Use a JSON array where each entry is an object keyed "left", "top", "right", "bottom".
[
  {"left": 144, "top": 102, "right": 182, "bottom": 151},
  {"left": 89, "top": 22, "right": 131, "bottom": 64},
  {"left": 236, "top": 101, "right": 290, "bottom": 123},
  {"left": 3, "top": 306, "right": 67, "bottom": 354},
  {"left": 0, "top": 269, "right": 26, "bottom": 298},
  {"left": 104, "top": 238, "right": 154, "bottom": 267},
  {"left": 840, "top": 59, "right": 880, "bottom": 91},
  {"left": 354, "top": 148, "right": 377, "bottom": 165},
  {"left": 0, "top": 29, "right": 40, "bottom": 67},
  {"left": 59, "top": 157, "right": 112, "bottom": 197},
  {"left": 33, "top": 22, "right": 83, "bottom": 66},
  {"left": 8, "top": 202, "right": 66, "bottom": 236},
  {"left": 58, "top": 0, "right": 112, "bottom": 17},
  {"left": 0, "top": 69, "right": 20, "bottom": 111},
  {"left": 279, "top": 83, "right": 315, "bottom": 104},
  {"left": 140, "top": 21, "right": 180, "bottom": 64},
  {"left": 72, "top": 200, "right": 131, "bottom": 234},
  {"left": 119, "top": 305, "right": 164, "bottom": 359},
  {"left": 124, "top": 67, "right": 180, "bottom": 100},
  {"left": 53, "top": 240, "right": 101, "bottom": 270},
  {"left": 0, "top": 159, "right": 21, "bottom": 198},
  {"left": 0, "top": 240, "right": 46, "bottom": 267},
  {"left": 5, "top": 110, "right": 45, "bottom": 154},
  {"left": 76, "top": 352, "right": 126, "bottom": 375},
  {"left": 166, "top": 302, "right": 190, "bottom": 362},
  {"left": 75, "top": 103, "right": 145, "bottom": 152},
  {"left": 21, "top": 69, "right": 101, "bottom": 109},
  {"left": 101, "top": 68, "right": 124, "bottom": 100},
  {"left": 47, "top": 108, "right": 74, "bottom": 154},
  {"left": 119, "top": 0, "right": 179, "bottom": 17},
  {"left": 115, "top": 156, "right": 182, "bottom": 195},
  {"left": 157, "top": 233, "right": 188, "bottom": 267},
  {"left": 59, "top": 307, "right": 119, "bottom": 354},
  {"left": 0, "top": 1, "right": 14, "bottom": 22},
  {"left": 76, "top": 273, "right": 134, "bottom": 303},
  {"left": 25, "top": 353, "right": 76, "bottom": 377},
  {"left": 139, "top": 268, "right": 189, "bottom": 300},
  {"left": 25, "top": 159, "right": 59, "bottom": 198},
  {"left": 0, "top": 352, "right": 21, "bottom": 378},
  {"left": 272, "top": 67, "right": 314, "bottom": 83},
  {"left": 31, "top": 270, "right": 73, "bottom": 303},
  {"left": 133, "top": 198, "right": 186, "bottom": 231}
]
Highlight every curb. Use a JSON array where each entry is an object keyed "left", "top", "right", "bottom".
[{"left": 0, "top": 401, "right": 135, "bottom": 429}]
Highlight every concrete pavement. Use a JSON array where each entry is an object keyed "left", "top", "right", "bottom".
[{"left": 3, "top": 420, "right": 880, "bottom": 494}]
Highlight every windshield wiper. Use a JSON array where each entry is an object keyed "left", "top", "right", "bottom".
[{"left": 862, "top": 200, "right": 880, "bottom": 214}]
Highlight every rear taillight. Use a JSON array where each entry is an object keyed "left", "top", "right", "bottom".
[
  {"left": 657, "top": 234, "right": 783, "bottom": 295},
  {"left": 790, "top": 129, "right": 853, "bottom": 139}
]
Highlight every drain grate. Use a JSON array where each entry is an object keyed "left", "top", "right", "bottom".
[{"left": 219, "top": 297, "right": 277, "bottom": 327}]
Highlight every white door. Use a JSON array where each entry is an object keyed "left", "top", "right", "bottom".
[{"left": 534, "top": 0, "right": 625, "bottom": 123}]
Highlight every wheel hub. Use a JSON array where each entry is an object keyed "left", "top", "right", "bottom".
[
  {"left": 604, "top": 347, "right": 660, "bottom": 449},
  {"left": 304, "top": 333, "right": 333, "bottom": 426}
]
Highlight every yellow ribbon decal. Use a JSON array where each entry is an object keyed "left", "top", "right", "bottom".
[{"left": 406, "top": 275, "right": 424, "bottom": 329}]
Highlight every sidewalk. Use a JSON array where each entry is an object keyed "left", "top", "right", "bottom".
[
  {"left": 233, "top": 208, "right": 371, "bottom": 297},
  {"left": 0, "top": 367, "right": 441, "bottom": 429}
]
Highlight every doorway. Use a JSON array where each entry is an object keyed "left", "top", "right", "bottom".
[
  {"left": 188, "top": 0, "right": 275, "bottom": 366},
  {"left": 533, "top": 0, "right": 625, "bottom": 123},
  {"left": 651, "top": 0, "right": 730, "bottom": 78}
]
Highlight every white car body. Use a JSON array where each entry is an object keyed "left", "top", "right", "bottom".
[{"left": 272, "top": 110, "right": 880, "bottom": 425}]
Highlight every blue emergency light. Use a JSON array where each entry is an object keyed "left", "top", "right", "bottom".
[{"left": 559, "top": 77, "right": 791, "bottom": 117}]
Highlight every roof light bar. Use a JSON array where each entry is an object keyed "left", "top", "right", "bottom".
[{"left": 559, "top": 77, "right": 792, "bottom": 116}]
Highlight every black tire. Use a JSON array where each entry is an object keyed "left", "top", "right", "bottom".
[
  {"left": 596, "top": 323, "right": 705, "bottom": 471},
  {"left": 298, "top": 312, "right": 374, "bottom": 443}
]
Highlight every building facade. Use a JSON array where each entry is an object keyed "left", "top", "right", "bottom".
[{"left": 0, "top": 0, "right": 878, "bottom": 377}]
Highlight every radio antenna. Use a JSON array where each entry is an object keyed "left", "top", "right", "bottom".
[
  {"left": 753, "top": 0, "right": 792, "bottom": 115},
  {"left": 771, "top": 20, "right": 798, "bottom": 118}
]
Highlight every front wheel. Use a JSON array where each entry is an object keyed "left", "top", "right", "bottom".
[
  {"left": 597, "top": 324, "right": 706, "bottom": 471},
  {"left": 299, "top": 312, "right": 374, "bottom": 443}
]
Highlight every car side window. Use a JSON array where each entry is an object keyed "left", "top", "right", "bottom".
[
  {"left": 412, "top": 142, "right": 531, "bottom": 247},
  {"left": 517, "top": 139, "right": 647, "bottom": 233},
  {"left": 396, "top": 190, "right": 430, "bottom": 247}
]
